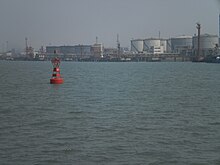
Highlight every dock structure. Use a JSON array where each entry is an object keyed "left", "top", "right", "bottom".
[{"left": 108, "top": 53, "right": 190, "bottom": 62}]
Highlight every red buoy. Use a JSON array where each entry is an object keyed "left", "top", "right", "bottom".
[{"left": 50, "top": 57, "right": 64, "bottom": 84}]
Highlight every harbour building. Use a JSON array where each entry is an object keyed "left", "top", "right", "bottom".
[
  {"left": 73, "top": 45, "right": 92, "bottom": 59},
  {"left": 91, "top": 43, "right": 103, "bottom": 58},
  {"left": 46, "top": 46, "right": 61, "bottom": 54},
  {"left": 46, "top": 44, "right": 104, "bottom": 60},
  {"left": 46, "top": 45, "right": 91, "bottom": 60}
]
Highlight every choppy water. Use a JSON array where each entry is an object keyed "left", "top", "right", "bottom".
[{"left": 0, "top": 61, "right": 220, "bottom": 165}]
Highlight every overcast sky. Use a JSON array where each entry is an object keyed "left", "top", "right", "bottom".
[{"left": 0, "top": 0, "right": 219, "bottom": 51}]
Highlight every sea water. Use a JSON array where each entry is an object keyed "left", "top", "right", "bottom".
[{"left": 0, "top": 61, "right": 220, "bottom": 164}]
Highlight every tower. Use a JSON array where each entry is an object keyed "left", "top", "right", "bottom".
[
  {"left": 25, "top": 37, "right": 34, "bottom": 59},
  {"left": 117, "top": 34, "right": 120, "bottom": 58},
  {"left": 25, "top": 37, "right": 28, "bottom": 56},
  {"left": 96, "top": 36, "right": 98, "bottom": 44},
  {"left": 196, "top": 23, "right": 201, "bottom": 57}
]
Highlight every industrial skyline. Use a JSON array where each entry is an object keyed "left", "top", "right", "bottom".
[{"left": 0, "top": 0, "right": 219, "bottom": 51}]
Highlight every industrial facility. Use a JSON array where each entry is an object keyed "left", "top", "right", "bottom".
[
  {"left": 130, "top": 32, "right": 219, "bottom": 60},
  {"left": 128, "top": 14, "right": 220, "bottom": 61},
  {"left": 1, "top": 13, "right": 220, "bottom": 62}
]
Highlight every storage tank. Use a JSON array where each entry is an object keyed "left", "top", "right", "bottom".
[
  {"left": 131, "top": 39, "right": 143, "bottom": 53},
  {"left": 143, "top": 38, "right": 161, "bottom": 51},
  {"left": 170, "top": 36, "right": 192, "bottom": 55},
  {"left": 171, "top": 36, "right": 192, "bottom": 50},
  {"left": 193, "top": 34, "right": 218, "bottom": 49},
  {"left": 193, "top": 34, "right": 218, "bottom": 56},
  {"left": 166, "top": 39, "right": 172, "bottom": 53},
  {"left": 160, "top": 39, "right": 167, "bottom": 53}
]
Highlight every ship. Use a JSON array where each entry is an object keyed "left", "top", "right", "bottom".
[{"left": 204, "top": 55, "right": 220, "bottom": 63}]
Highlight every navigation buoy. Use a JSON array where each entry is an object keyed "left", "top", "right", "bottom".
[{"left": 50, "top": 57, "right": 64, "bottom": 84}]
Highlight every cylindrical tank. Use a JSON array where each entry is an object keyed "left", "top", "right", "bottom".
[
  {"left": 171, "top": 36, "right": 192, "bottom": 50},
  {"left": 160, "top": 39, "right": 167, "bottom": 53},
  {"left": 193, "top": 34, "right": 218, "bottom": 49},
  {"left": 131, "top": 39, "right": 143, "bottom": 53},
  {"left": 143, "top": 38, "right": 160, "bottom": 51}
]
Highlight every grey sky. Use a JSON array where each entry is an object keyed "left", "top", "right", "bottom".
[{"left": 0, "top": 0, "right": 219, "bottom": 51}]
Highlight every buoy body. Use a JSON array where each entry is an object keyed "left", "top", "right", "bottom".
[
  {"left": 50, "top": 77, "right": 64, "bottom": 84},
  {"left": 50, "top": 58, "right": 64, "bottom": 84}
]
